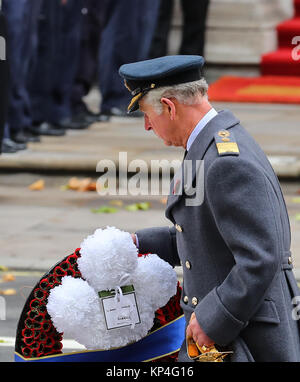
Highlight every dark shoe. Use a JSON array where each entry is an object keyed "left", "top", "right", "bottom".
[
  {"left": 11, "top": 130, "right": 28, "bottom": 144},
  {"left": 11, "top": 139, "right": 27, "bottom": 151},
  {"left": 71, "top": 111, "right": 108, "bottom": 125},
  {"left": 101, "top": 107, "right": 143, "bottom": 118},
  {"left": 29, "top": 122, "right": 66, "bottom": 136},
  {"left": 71, "top": 112, "right": 94, "bottom": 126},
  {"left": 11, "top": 129, "right": 41, "bottom": 143},
  {"left": 95, "top": 113, "right": 110, "bottom": 122},
  {"left": 2, "top": 138, "right": 18, "bottom": 153},
  {"left": 23, "top": 128, "right": 41, "bottom": 143},
  {"left": 58, "top": 117, "right": 89, "bottom": 130},
  {"left": 2, "top": 138, "right": 27, "bottom": 153},
  {"left": 85, "top": 109, "right": 102, "bottom": 121},
  {"left": 101, "top": 107, "right": 128, "bottom": 117},
  {"left": 13, "top": 140, "right": 27, "bottom": 150}
]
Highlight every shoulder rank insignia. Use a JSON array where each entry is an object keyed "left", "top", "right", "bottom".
[{"left": 214, "top": 130, "right": 239, "bottom": 156}]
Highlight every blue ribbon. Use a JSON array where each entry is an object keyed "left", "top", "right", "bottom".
[{"left": 15, "top": 315, "right": 185, "bottom": 362}]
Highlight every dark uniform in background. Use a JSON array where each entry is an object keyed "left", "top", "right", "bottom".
[
  {"left": 149, "top": 0, "right": 210, "bottom": 58},
  {"left": 28, "top": 0, "right": 83, "bottom": 134},
  {"left": 98, "top": 0, "right": 160, "bottom": 117},
  {"left": 70, "top": 0, "right": 108, "bottom": 125},
  {"left": 2, "top": 0, "right": 43, "bottom": 146}
]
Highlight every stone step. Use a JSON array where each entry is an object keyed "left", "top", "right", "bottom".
[
  {"left": 206, "top": 0, "right": 293, "bottom": 29},
  {"left": 203, "top": 0, "right": 294, "bottom": 64}
]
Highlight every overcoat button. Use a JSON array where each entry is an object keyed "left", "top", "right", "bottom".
[
  {"left": 175, "top": 224, "right": 183, "bottom": 232},
  {"left": 192, "top": 297, "right": 198, "bottom": 306},
  {"left": 185, "top": 261, "right": 191, "bottom": 269},
  {"left": 288, "top": 256, "right": 293, "bottom": 265},
  {"left": 183, "top": 296, "right": 189, "bottom": 303}
]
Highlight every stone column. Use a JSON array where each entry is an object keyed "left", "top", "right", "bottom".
[{"left": 169, "top": 0, "right": 294, "bottom": 65}]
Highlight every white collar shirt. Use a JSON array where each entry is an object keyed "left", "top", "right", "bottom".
[{"left": 186, "top": 108, "right": 218, "bottom": 152}]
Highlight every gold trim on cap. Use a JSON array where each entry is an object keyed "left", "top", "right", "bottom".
[
  {"left": 127, "top": 92, "right": 143, "bottom": 111},
  {"left": 124, "top": 80, "right": 131, "bottom": 92}
]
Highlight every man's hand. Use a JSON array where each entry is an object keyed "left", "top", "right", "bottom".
[
  {"left": 131, "top": 233, "right": 137, "bottom": 246},
  {"left": 186, "top": 312, "right": 214, "bottom": 348}
]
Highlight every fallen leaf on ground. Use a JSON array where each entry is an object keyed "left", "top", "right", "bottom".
[
  {"left": 67, "top": 177, "right": 81, "bottom": 190},
  {"left": 87, "top": 181, "right": 97, "bottom": 191},
  {"left": 125, "top": 204, "right": 139, "bottom": 211},
  {"left": 0, "top": 266, "right": 8, "bottom": 272},
  {"left": 29, "top": 179, "right": 45, "bottom": 191},
  {"left": 160, "top": 197, "right": 168, "bottom": 205},
  {"left": 0, "top": 288, "right": 16, "bottom": 295},
  {"left": 125, "top": 202, "right": 151, "bottom": 211},
  {"left": 292, "top": 197, "right": 300, "bottom": 203},
  {"left": 2, "top": 274, "right": 15, "bottom": 282},
  {"left": 66, "top": 177, "right": 98, "bottom": 192},
  {"left": 77, "top": 178, "right": 93, "bottom": 192},
  {"left": 91, "top": 206, "right": 118, "bottom": 214},
  {"left": 295, "top": 214, "right": 300, "bottom": 221},
  {"left": 138, "top": 202, "right": 151, "bottom": 210},
  {"left": 109, "top": 200, "right": 124, "bottom": 207}
]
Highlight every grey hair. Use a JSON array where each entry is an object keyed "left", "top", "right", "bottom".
[{"left": 142, "top": 78, "right": 209, "bottom": 114}]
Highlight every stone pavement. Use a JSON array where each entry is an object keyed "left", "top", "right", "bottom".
[
  {"left": 0, "top": 101, "right": 299, "bottom": 177},
  {"left": 0, "top": 174, "right": 299, "bottom": 280},
  {"left": 0, "top": 173, "right": 185, "bottom": 280}
]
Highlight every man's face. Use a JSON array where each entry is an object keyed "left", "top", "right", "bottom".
[{"left": 139, "top": 98, "right": 180, "bottom": 147}]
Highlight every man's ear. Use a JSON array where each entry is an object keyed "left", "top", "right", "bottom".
[{"left": 161, "top": 97, "right": 176, "bottom": 120}]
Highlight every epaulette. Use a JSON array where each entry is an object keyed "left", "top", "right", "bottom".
[{"left": 214, "top": 130, "right": 240, "bottom": 156}]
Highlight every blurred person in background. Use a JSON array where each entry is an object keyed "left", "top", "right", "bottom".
[
  {"left": 1, "top": 0, "right": 44, "bottom": 153},
  {"left": 28, "top": 0, "right": 84, "bottom": 135},
  {"left": 98, "top": 0, "right": 160, "bottom": 118},
  {"left": 149, "top": 0, "right": 210, "bottom": 59},
  {"left": 70, "top": 0, "right": 109, "bottom": 126}
]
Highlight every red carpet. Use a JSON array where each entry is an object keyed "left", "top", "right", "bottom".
[
  {"left": 209, "top": 0, "right": 300, "bottom": 104},
  {"left": 261, "top": 0, "right": 300, "bottom": 76},
  {"left": 208, "top": 76, "right": 300, "bottom": 104}
]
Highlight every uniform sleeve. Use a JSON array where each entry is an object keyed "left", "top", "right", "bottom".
[
  {"left": 195, "top": 156, "right": 281, "bottom": 346},
  {"left": 135, "top": 226, "right": 180, "bottom": 267}
]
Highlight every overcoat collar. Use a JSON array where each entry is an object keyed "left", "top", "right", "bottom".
[{"left": 165, "top": 110, "right": 240, "bottom": 217}]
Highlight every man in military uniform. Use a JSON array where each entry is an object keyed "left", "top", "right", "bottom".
[{"left": 119, "top": 55, "right": 300, "bottom": 362}]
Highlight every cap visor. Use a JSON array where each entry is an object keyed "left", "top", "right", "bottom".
[{"left": 127, "top": 101, "right": 139, "bottom": 113}]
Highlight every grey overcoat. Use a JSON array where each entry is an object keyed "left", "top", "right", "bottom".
[{"left": 136, "top": 110, "right": 300, "bottom": 362}]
